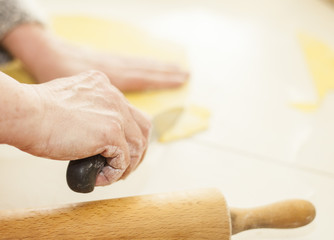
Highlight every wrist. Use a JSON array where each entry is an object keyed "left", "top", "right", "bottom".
[{"left": 0, "top": 72, "right": 43, "bottom": 150}]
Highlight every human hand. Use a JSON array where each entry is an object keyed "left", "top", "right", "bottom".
[
  {"left": 3, "top": 24, "right": 189, "bottom": 91},
  {"left": 24, "top": 70, "right": 151, "bottom": 186}
]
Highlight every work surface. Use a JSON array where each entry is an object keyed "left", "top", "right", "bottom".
[{"left": 0, "top": 0, "right": 334, "bottom": 239}]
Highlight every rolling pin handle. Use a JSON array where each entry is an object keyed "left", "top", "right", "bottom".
[
  {"left": 230, "top": 199, "right": 316, "bottom": 235},
  {"left": 66, "top": 155, "right": 106, "bottom": 193}
]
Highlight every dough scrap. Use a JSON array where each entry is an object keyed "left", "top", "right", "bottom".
[{"left": 293, "top": 33, "right": 334, "bottom": 112}]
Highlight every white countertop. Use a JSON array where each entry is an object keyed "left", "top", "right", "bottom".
[{"left": 1, "top": 0, "right": 333, "bottom": 239}]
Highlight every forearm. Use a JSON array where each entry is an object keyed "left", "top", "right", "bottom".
[
  {"left": 2, "top": 23, "right": 53, "bottom": 80},
  {"left": 0, "top": 71, "right": 41, "bottom": 149},
  {"left": 0, "top": 0, "right": 45, "bottom": 64}
]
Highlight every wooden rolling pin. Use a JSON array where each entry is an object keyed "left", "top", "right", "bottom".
[{"left": 0, "top": 189, "right": 315, "bottom": 239}]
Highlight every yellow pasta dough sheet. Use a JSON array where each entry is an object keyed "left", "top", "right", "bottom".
[
  {"left": 0, "top": 15, "right": 210, "bottom": 142},
  {"left": 159, "top": 105, "right": 210, "bottom": 142},
  {"left": 292, "top": 32, "right": 334, "bottom": 112}
]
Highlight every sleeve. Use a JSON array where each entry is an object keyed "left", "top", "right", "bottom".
[{"left": 0, "top": 0, "right": 45, "bottom": 64}]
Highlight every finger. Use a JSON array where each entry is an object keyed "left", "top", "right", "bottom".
[
  {"left": 124, "top": 124, "right": 148, "bottom": 174},
  {"left": 95, "top": 106, "right": 148, "bottom": 186},
  {"left": 121, "top": 147, "right": 147, "bottom": 179},
  {"left": 103, "top": 54, "right": 183, "bottom": 73},
  {"left": 120, "top": 106, "right": 148, "bottom": 178},
  {"left": 127, "top": 104, "right": 152, "bottom": 139},
  {"left": 124, "top": 59, "right": 182, "bottom": 73},
  {"left": 96, "top": 137, "right": 131, "bottom": 186},
  {"left": 121, "top": 137, "right": 147, "bottom": 180},
  {"left": 118, "top": 70, "right": 189, "bottom": 91}
]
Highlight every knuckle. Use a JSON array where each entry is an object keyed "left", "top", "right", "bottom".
[
  {"left": 109, "top": 118, "right": 124, "bottom": 135},
  {"left": 88, "top": 69, "right": 108, "bottom": 80},
  {"left": 101, "top": 120, "right": 124, "bottom": 144},
  {"left": 86, "top": 70, "right": 110, "bottom": 86},
  {"left": 129, "top": 136, "right": 147, "bottom": 158}
]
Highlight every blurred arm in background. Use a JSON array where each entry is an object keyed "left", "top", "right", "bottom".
[{"left": 0, "top": 0, "right": 189, "bottom": 91}]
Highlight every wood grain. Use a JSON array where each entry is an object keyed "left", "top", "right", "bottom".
[
  {"left": 0, "top": 189, "right": 231, "bottom": 240},
  {"left": 230, "top": 199, "right": 316, "bottom": 234}
]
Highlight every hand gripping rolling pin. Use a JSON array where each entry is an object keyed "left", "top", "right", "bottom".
[{"left": 66, "top": 108, "right": 184, "bottom": 193}]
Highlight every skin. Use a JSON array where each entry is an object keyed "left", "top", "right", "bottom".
[
  {"left": 0, "top": 23, "right": 188, "bottom": 186},
  {"left": 0, "top": 70, "right": 151, "bottom": 186},
  {"left": 2, "top": 23, "right": 189, "bottom": 91}
]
